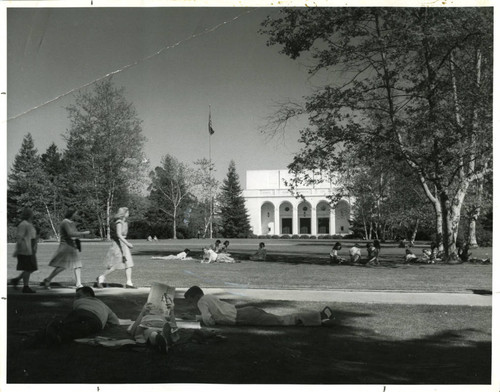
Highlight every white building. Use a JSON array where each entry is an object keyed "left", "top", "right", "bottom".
[{"left": 242, "top": 170, "right": 351, "bottom": 236}]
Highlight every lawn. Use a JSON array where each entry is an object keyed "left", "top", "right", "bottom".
[
  {"left": 6, "top": 239, "right": 493, "bottom": 292},
  {"left": 4, "top": 239, "right": 493, "bottom": 385},
  {"left": 6, "top": 290, "right": 492, "bottom": 384}
]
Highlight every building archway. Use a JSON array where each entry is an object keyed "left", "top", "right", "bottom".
[
  {"left": 335, "top": 200, "right": 350, "bottom": 234},
  {"left": 297, "top": 201, "right": 312, "bottom": 234},
  {"left": 316, "top": 201, "right": 331, "bottom": 234},
  {"left": 279, "top": 201, "right": 293, "bottom": 235},
  {"left": 261, "top": 202, "right": 275, "bottom": 235}
]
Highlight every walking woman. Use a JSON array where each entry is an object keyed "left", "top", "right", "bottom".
[
  {"left": 41, "top": 209, "right": 90, "bottom": 289},
  {"left": 9, "top": 207, "right": 38, "bottom": 293},
  {"left": 96, "top": 207, "right": 136, "bottom": 289}
]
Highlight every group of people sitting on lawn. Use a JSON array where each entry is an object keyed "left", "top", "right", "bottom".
[
  {"left": 329, "top": 240, "right": 381, "bottom": 266},
  {"left": 151, "top": 240, "right": 267, "bottom": 264}
]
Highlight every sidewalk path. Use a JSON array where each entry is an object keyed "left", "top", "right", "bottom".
[
  {"left": 203, "top": 288, "right": 492, "bottom": 307},
  {"left": 12, "top": 286, "right": 492, "bottom": 307}
]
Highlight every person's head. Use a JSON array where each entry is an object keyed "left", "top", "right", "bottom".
[
  {"left": 333, "top": 242, "right": 342, "bottom": 250},
  {"left": 20, "top": 207, "right": 34, "bottom": 222},
  {"left": 215, "top": 240, "right": 221, "bottom": 245},
  {"left": 373, "top": 240, "right": 381, "bottom": 249},
  {"left": 259, "top": 242, "right": 265, "bottom": 249},
  {"left": 405, "top": 249, "right": 412, "bottom": 254},
  {"left": 64, "top": 208, "right": 77, "bottom": 220},
  {"left": 430, "top": 242, "right": 437, "bottom": 250},
  {"left": 184, "top": 285, "right": 204, "bottom": 304},
  {"left": 115, "top": 207, "right": 129, "bottom": 220},
  {"left": 223, "top": 240, "right": 230, "bottom": 247},
  {"left": 76, "top": 286, "right": 95, "bottom": 299},
  {"left": 366, "top": 242, "right": 373, "bottom": 249},
  {"left": 184, "top": 248, "right": 190, "bottom": 254}
]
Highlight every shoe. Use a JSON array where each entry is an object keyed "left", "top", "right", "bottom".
[
  {"left": 22, "top": 286, "right": 36, "bottom": 294},
  {"left": 320, "top": 306, "right": 333, "bottom": 321},
  {"left": 125, "top": 284, "right": 137, "bottom": 289},
  {"left": 95, "top": 277, "right": 103, "bottom": 289},
  {"left": 76, "top": 284, "right": 84, "bottom": 289},
  {"left": 9, "top": 277, "right": 20, "bottom": 289},
  {"left": 40, "top": 279, "right": 51, "bottom": 289}
]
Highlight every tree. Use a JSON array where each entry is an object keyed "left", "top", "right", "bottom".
[
  {"left": 192, "top": 158, "right": 220, "bottom": 238},
  {"left": 64, "top": 78, "right": 147, "bottom": 239},
  {"left": 261, "top": 8, "right": 492, "bottom": 260},
  {"left": 40, "top": 143, "right": 68, "bottom": 240},
  {"left": 148, "top": 155, "right": 196, "bottom": 239},
  {"left": 218, "top": 161, "right": 251, "bottom": 238},
  {"left": 7, "top": 134, "right": 55, "bottom": 238}
]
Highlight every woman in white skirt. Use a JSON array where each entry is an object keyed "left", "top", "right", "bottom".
[
  {"left": 96, "top": 207, "right": 136, "bottom": 288},
  {"left": 41, "top": 209, "right": 90, "bottom": 289}
]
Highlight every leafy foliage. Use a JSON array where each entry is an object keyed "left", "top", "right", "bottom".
[{"left": 261, "top": 8, "right": 493, "bottom": 257}]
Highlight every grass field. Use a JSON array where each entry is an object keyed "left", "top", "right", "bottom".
[
  {"left": 6, "top": 239, "right": 493, "bottom": 292},
  {"left": 5, "top": 239, "right": 493, "bottom": 384}
]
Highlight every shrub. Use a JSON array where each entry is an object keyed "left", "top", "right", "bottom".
[
  {"left": 309, "top": 235, "right": 317, "bottom": 239},
  {"left": 332, "top": 235, "right": 343, "bottom": 239},
  {"left": 7, "top": 225, "right": 16, "bottom": 243},
  {"left": 247, "top": 233, "right": 258, "bottom": 239},
  {"left": 292, "top": 235, "right": 300, "bottom": 239},
  {"left": 280, "top": 234, "right": 291, "bottom": 239},
  {"left": 265, "top": 235, "right": 272, "bottom": 239},
  {"left": 271, "top": 235, "right": 280, "bottom": 239},
  {"left": 258, "top": 235, "right": 267, "bottom": 239},
  {"left": 176, "top": 232, "right": 184, "bottom": 239},
  {"left": 299, "top": 234, "right": 310, "bottom": 239}
]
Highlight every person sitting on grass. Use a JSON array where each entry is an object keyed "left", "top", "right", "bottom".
[
  {"left": 29, "top": 286, "right": 121, "bottom": 346},
  {"left": 202, "top": 247, "right": 238, "bottom": 264},
  {"left": 404, "top": 248, "right": 418, "bottom": 264},
  {"left": 349, "top": 243, "right": 362, "bottom": 264},
  {"left": 219, "top": 240, "right": 231, "bottom": 254},
  {"left": 329, "top": 242, "right": 345, "bottom": 264},
  {"left": 210, "top": 240, "right": 222, "bottom": 253},
  {"left": 151, "top": 249, "right": 191, "bottom": 261},
  {"left": 361, "top": 242, "right": 379, "bottom": 266},
  {"left": 249, "top": 242, "right": 267, "bottom": 261},
  {"left": 183, "top": 286, "right": 334, "bottom": 327}
]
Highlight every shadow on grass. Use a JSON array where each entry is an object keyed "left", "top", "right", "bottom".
[{"left": 6, "top": 292, "right": 491, "bottom": 385}]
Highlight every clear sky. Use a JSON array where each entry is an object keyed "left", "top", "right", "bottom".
[{"left": 5, "top": 6, "right": 317, "bottom": 186}]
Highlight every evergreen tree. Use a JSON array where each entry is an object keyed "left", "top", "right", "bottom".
[
  {"left": 218, "top": 161, "right": 251, "bottom": 238},
  {"left": 7, "top": 133, "right": 53, "bottom": 237}
]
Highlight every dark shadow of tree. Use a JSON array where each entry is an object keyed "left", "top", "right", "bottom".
[{"left": 6, "top": 292, "right": 491, "bottom": 385}]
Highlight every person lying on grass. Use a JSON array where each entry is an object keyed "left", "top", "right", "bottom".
[
  {"left": 151, "top": 248, "right": 192, "bottom": 260},
  {"left": 28, "top": 286, "right": 123, "bottom": 347},
  {"left": 183, "top": 285, "right": 334, "bottom": 327}
]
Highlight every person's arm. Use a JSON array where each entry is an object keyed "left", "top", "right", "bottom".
[
  {"left": 64, "top": 220, "right": 90, "bottom": 237},
  {"left": 106, "top": 307, "right": 121, "bottom": 326},
  {"left": 116, "top": 221, "right": 133, "bottom": 249},
  {"left": 14, "top": 223, "right": 27, "bottom": 256},
  {"left": 197, "top": 301, "right": 216, "bottom": 326}
]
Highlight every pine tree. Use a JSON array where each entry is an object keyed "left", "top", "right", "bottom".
[
  {"left": 7, "top": 133, "right": 51, "bottom": 235},
  {"left": 218, "top": 161, "right": 251, "bottom": 238}
]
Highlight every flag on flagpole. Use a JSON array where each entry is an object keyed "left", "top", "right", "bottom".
[{"left": 209, "top": 109, "right": 215, "bottom": 135}]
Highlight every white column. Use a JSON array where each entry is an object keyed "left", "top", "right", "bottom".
[
  {"left": 274, "top": 204, "right": 280, "bottom": 235},
  {"left": 329, "top": 207, "right": 336, "bottom": 235},
  {"left": 292, "top": 204, "right": 299, "bottom": 235},
  {"left": 311, "top": 205, "right": 317, "bottom": 235}
]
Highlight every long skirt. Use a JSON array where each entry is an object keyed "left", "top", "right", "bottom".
[
  {"left": 104, "top": 241, "right": 134, "bottom": 270},
  {"left": 49, "top": 243, "right": 81, "bottom": 269},
  {"left": 17, "top": 254, "right": 38, "bottom": 272}
]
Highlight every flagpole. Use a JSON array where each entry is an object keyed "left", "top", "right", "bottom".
[{"left": 209, "top": 105, "right": 213, "bottom": 240}]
